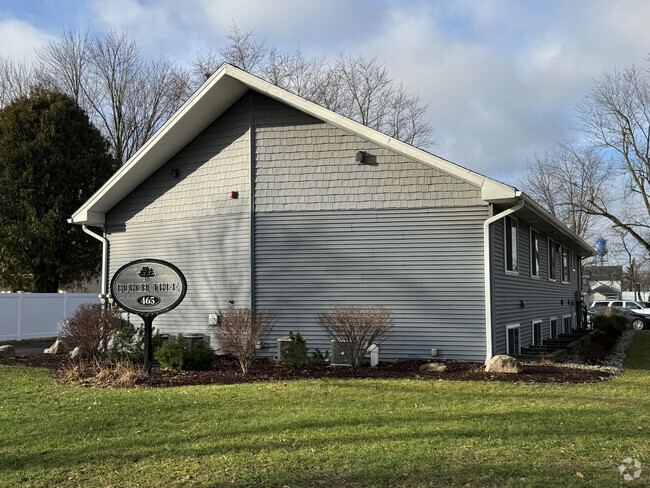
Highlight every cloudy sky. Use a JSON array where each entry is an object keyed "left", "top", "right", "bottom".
[{"left": 2, "top": 0, "right": 650, "bottom": 185}]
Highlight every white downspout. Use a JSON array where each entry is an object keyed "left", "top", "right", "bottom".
[
  {"left": 81, "top": 225, "right": 108, "bottom": 305},
  {"left": 483, "top": 198, "right": 524, "bottom": 364}
]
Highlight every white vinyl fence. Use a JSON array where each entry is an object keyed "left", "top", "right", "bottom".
[{"left": 0, "top": 293, "right": 100, "bottom": 341}]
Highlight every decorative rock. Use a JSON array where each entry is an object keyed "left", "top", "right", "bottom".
[
  {"left": 0, "top": 344, "right": 15, "bottom": 359},
  {"left": 485, "top": 354, "right": 523, "bottom": 374},
  {"left": 69, "top": 346, "right": 81, "bottom": 360},
  {"left": 419, "top": 362, "right": 447, "bottom": 373},
  {"left": 44, "top": 338, "right": 69, "bottom": 355}
]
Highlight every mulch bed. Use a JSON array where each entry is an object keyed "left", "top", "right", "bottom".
[{"left": 0, "top": 354, "right": 613, "bottom": 387}]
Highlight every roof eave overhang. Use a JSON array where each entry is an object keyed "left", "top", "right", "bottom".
[{"left": 483, "top": 191, "right": 595, "bottom": 257}]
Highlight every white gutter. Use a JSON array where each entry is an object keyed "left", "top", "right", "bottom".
[
  {"left": 483, "top": 197, "right": 525, "bottom": 364},
  {"left": 81, "top": 225, "right": 108, "bottom": 304}
]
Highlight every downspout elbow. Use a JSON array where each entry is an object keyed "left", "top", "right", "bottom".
[{"left": 82, "top": 225, "right": 108, "bottom": 304}]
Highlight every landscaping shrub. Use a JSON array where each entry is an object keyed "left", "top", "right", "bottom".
[
  {"left": 210, "top": 307, "right": 274, "bottom": 374},
  {"left": 109, "top": 325, "right": 164, "bottom": 364},
  {"left": 579, "top": 342, "right": 610, "bottom": 364},
  {"left": 183, "top": 339, "right": 214, "bottom": 371},
  {"left": 317, "top": 304, "right": 394, "bottom": 368},
  {"left": 279, "top": 332, "right": 309, "bottom": 369},
  {"left": 59, "top": 304, "right": 123, "bottom": 359},
  {"left": 154, "top": 334, "right": 214, "bottom": 371},
  {"left": 593, "top": 310, "right": 627, "bottom": 337},
  {"left": 279, "top": 332, "right": 329, "bottom": 369},
  {"left": 155, "top": 336, "right": 185, "bottom": 370}
]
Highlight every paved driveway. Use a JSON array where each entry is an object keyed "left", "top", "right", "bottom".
[{"left": 2, "top": 339, "right": 55, "bottom": 356}]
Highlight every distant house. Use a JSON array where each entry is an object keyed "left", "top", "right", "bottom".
[
  {"left": 584, "top": 265, "right": 624, "bottom": 302},
  {"left": 69, "top": 64, "right": 593, "bottom": 363}
]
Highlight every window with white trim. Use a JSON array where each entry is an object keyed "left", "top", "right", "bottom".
[
  {"left": 530, "top": 229, "right": 540, "bottom": 278},
  {"left": 561, "top": 247, "right": 570, "bottom": 282},
  {"left": 506, "top": 324, "right": 521, "bottom": 355},
  {"left": 505, "top": 216, "right": 518, "bottom": 273},
  {"left": 548, "top": 239, "right": 557, "bottom": 281},
  {"left": 550, "top": 318, "right": 558, "bottom": 339},
  {"left": 563, "top": 315, "right": 572, "bottom": 334},
  {"left": 532, "top": 320, "right": 543, "bottom": 346}
]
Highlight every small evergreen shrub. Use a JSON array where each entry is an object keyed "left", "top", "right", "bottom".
[
  {"left": 154, "top": 336, "right": 185, "bottom": 370},
  {"left": 308, "top": 348, "right": 330, "bottom": 369},
  {"left": 279, "top": 332, "right": 330, "bottom": 369},
  {"left": 183, "top": 339, "right": 214, "bottom": 371},
  {"left": 109, "top": 325, "right": 164, "bottom": 364},
  {"left": 153, "top": 334, "right": 214, "bottom": 371},
  {"left": 279, "top": 332, "right": 309, "bottom": 369}
]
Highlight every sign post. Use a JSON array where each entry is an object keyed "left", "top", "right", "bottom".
[{"left": 110, "top": 259, "right": 187, "bottom": 373}]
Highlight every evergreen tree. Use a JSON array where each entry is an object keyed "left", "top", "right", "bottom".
[{"left": 0, "top": 88, "right": 117, "bottom": 292}]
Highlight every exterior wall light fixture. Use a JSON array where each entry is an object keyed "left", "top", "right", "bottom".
[{"left": 356, "top": 151, "right": 365, "bottom": 164}]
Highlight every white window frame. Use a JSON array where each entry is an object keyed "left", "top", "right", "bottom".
[
  {"left": 530, "top": 228, "right": 540, "bottom": 279},
  {"left": 550, "top": 318, "right": 559, "bottom": 339},
  {"left": 506, "top": 324, "right": 521, "bottom": 355},
  {"left": 571, "top": 251, "right": 577, "bottom": 273},
  {"left": 532, "top": 319, "right": 543, "bottom": 346},
  {"left": 561, "top": 246, "right": 570, "bottom": 283},
  {"left": 504, "top": 216, "right": 519, "bottom": 275},
  {"left": 548, "top": 238, "right": 557, "bottom": 281},
  {"left": 562, "top": 314, "right": 572, "bottom": 334}
]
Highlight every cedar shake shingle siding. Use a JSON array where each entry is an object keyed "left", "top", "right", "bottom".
[{"left": 253, "top": 94, "right": 482, "bottom": 212}]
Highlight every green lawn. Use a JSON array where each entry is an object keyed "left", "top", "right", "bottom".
[{"left": 2, "top": 333, "right": 649, "bottom": 488}]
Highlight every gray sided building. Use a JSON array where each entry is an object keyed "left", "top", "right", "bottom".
[{"left": 71, "top": 64, "right": 593, "bottom": 363}]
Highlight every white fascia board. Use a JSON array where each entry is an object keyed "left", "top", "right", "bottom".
[
  {"left": 71, "top": 65, "right": 247, "bottom": 225},
  {"left": 521, "top": 192, "right": 595, "bottom": 257},
  {"left": 227, "top": 65, "right": 515, "bottom": 198},
  {"left": 72, "top": 63, "right": 522, "bottom": 225}
]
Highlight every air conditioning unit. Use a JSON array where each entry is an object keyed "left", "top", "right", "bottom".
[
  {"left": 331, "top": 340, "right": 353, "bottom": 366},
  {"left": 277, "top": 336, "right": 292, "bottom": 361},
  {"left": 330, "top": 341, "right": 379, "bottom": 367}
]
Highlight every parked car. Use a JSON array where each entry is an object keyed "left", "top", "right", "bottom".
[
  {"left": 587, "top": 305, "right": 650, "bottom": 330},
  {"left": 638, "top": 301, "right": 650, "bottom": 309},
  {"left": 590, "top": 300, "right": 650, "bottom": 315}
]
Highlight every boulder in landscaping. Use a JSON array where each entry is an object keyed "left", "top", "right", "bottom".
[
  {"left": 69, "top": 346, "right": 81, "bottom": 360},
  {"left": 44, "top": 338, "right": 69, "bottom": 355},
  {"left": 0, "top": 344, "right": 15, "bottom": 359},
  {"left": 419, "top": 362, "right": 447, "bottom": 373},
  {"left": 485, "top": 354, "right": 523, "bottom": 374}
]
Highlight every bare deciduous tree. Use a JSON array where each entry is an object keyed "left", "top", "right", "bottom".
[
  {"left": 218, "top": 22, "right": 266, "bottom": 73},
  {"left": 210, "top": 307, "right": 274, "bottom": 374},
  {"left": 204, "top": 24, "right": 434, "bottom": 148},
  {"left": 36, "top": 30, "right": 92, "bottom": 106},
  {"left": 317, "top": 304, "right": 394, "bottom": 368},
  {"left": 521, "top": 141, "right": 609, "bottom": 241},
  {"left": 577, "top": 63, "right": 650, "bottom": 252},
  {"left": 35, "top": 30, "right": 191, "bottom": 163},
  {"left": 0, "top": 57, "right": 36, "bottom": 107}
]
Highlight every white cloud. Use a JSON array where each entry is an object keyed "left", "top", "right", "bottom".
[{"left": 0, "top": 18, "right": 49, "bottom": 62}]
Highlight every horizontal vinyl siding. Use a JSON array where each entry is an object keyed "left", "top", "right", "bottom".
[
  {"left": 106, "top": 214, "right": 250, "bottom": 340},
  {"left": 255, "top": 207, "right": 489, "bottom": 361},
  {"left": 491, "top": 217, "right": 581, "bottom": 354}
]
